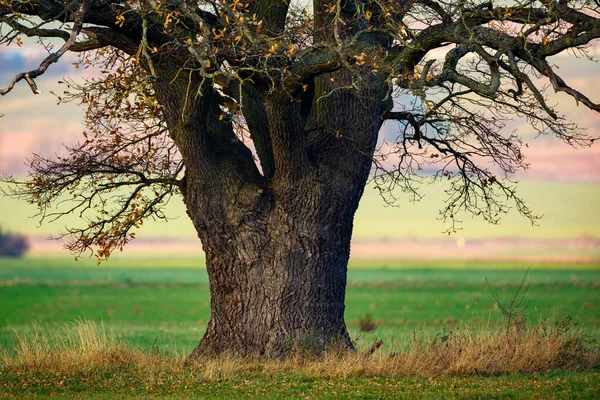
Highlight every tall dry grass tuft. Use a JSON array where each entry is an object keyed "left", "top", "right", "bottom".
[
  {"left": 206, "top": 319, "right": 598, "bottom": 379},
  {"left": 3, "top": 320, "right": 149, "bottom": 374},
  {"left": 1, "top": 320, "right": 200, "bottom": 392},
  {"left": 380, "top": 319, "right": 598, "bottom": 377},
  {"left": 2, "top": 319, "right": 598, "bottom": 386}
]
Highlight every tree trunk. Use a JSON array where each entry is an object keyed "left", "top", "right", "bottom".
[
  {"left": 152, "top": 64, "right": 388, "bottom": 359},
  {"left": 184, "top": 165, "right": 368, "bottom": 358}
]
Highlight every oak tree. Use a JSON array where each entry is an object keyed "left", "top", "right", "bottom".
[{"left": 1, "top": 0, "right": 599, "bottom": 358}]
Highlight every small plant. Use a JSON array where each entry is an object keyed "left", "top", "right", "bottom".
[
  {"left": 296, "top": 335, "right": 324, "bottom": 356},
  {"left": 0, "top": 226, "right": 29, "bottom": 257},
  {"left": 486, "top": 269, "right": 531, "bottom": 332},
  {"left": 359, "top": 314, "right": 378, "bottom": 333},
  {"left": 432, "top": 328, "right": 452, "bottom": 346}
]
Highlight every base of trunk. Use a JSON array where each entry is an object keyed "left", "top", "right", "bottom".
[{"left": 187, "top": 321, "right": 354, "bottom": 361}]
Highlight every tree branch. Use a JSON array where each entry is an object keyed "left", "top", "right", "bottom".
[
  {"left": 0, "top": 0, "right": 92, "bottom": 96},
  {"left": 543, "top": 64, "right": 600, "bottom": 112}
]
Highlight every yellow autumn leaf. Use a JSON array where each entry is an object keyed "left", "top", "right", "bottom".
[{"left": 542, "top": 35, "right": 549, "bottom": 45}]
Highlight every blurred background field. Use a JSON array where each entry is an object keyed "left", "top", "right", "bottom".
[
  {"left": 1, "top": 257, "right": 598, "bottom": 356},
  {"left": 2, "top": 181, "right": 600, "bottom": 261}
]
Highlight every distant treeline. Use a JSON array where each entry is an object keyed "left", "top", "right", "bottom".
[{"left": 0, "top": 227, "right": 29, "bottom": 257}]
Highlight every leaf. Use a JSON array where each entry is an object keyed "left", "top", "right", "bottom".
[
  {"left": 115, "top": 14, "right": 126, "bottom": 28},
  {"left": 542, "top": 35, "right": 549, "bottom": 46}
]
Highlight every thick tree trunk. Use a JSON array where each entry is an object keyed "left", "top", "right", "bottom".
[
  {"left": 152, "top": 63, "right": 388, "bottom": 359},
  {"left": 184, "top": 167, "right": 367, "bottom": 358}
]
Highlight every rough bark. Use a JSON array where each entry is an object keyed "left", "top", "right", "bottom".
[
  {"left": 184, "top": 172, "right": 357, "bottom": 358},
  {"left": 158, "top": 68, "right": 389, "bottom": 359}
]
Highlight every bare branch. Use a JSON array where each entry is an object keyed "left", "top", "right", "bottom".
[
  {"left": 543, "top": 64, "right": 600, "bottom": 112},
  {"left": 0, "top": 0, "right": 92, "bottom": 96}
]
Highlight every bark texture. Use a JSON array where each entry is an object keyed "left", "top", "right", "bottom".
[{"left": 153, "top": 66, "right": 388, "bottom": 358}]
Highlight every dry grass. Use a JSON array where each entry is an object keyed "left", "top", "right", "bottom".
[
  {"left": 2, "top": 319, "right": 598, "bottom": 386},
  {"left": 3, "top": 321, "right": 146, "bottom": 374}
]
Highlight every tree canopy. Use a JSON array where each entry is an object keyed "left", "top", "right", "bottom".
[{"left": 1, "top": 0, "right": 599, "bottom": 259}]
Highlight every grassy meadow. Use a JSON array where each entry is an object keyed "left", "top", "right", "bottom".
[{"left": 1, "top": 257, "right": 599, "bottom": 398}]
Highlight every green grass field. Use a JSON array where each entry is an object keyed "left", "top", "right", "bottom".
[
  {"left": 1, "top": 258, "right": 599, "bottom": 352},
  {"left": 3, "top": 368, "right": 599, "bottom": 399},
  {"left": 1, "top": 257, "right": 599, "bottom": 398}
]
